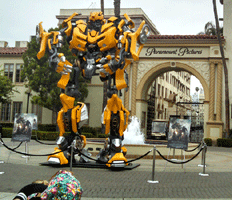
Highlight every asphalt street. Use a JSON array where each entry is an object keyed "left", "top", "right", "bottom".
[{"left": 0, "top": 138, "right": 232, "bottom": 199}]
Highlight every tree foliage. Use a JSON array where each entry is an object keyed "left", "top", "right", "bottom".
[
  {"left": 0, "top": 70, "right": 16, "bottom": 104},
  {"left": 22, "top": 26, "right": 88, "bottom": 113},
  {"left": 198, "top": 21, "right": 223, "bottom": 35}
]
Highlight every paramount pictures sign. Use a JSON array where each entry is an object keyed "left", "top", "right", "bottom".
[{"left": 141, "top": 47, "right": 209, "bottom": 58}]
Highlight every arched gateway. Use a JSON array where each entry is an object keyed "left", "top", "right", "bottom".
[{"left": 124, "top": 35, "right": 225, "bottom": 142}]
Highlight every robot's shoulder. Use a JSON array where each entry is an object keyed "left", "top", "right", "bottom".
[
  {"left": 76, "top": 20, "right": 87, "bottom": 33},
  {"left": 101, "top": 22, "right": 115, "bottom": 33}
]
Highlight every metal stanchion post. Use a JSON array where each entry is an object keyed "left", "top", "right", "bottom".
[
  {"left": 22, "top": 142, "right": 30, "bottom": 163},
  {"left": 199, "top": 143, "right": 209, "bottom": 177},
  {"left": 198, "top": 142, "right": 206, "bottom": 168},
  {"left": 147, "top": 145, "right": 159, "bottom": 184},
  {"left": 70, "top": 139, "right": 75, "bottom": 172},
  {"left": 171, "top": 148, "right": 177, "bottom": 161}
]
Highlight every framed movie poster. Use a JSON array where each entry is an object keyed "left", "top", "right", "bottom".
[
  {"left": 167, "top": 118, "right": 191, "bottom": 150},
  {"left": 12, "top": 113, "right": 37, "bottom": 142}
]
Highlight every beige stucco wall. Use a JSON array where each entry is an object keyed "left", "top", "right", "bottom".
[
  {"left": 223, "top": 0, "right": 232, "bottom": 129},
  {"left": 85, "top": 76, "right": 104, "bottom": 127}
]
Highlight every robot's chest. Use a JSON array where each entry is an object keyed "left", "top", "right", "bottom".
[
  {"left": 88, "top": 27, "right": 117, "bottom": 51},
  {"left": 70, "top": 26, "right": 117, "bottom": 52}
]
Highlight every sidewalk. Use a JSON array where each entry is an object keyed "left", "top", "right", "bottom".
[{"left": 1, "top": 138, "right": 232, "bottom": 199}]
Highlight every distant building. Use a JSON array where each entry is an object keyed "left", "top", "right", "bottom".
[{"left": 0, "top": 41, "right": 54, "bottom": 124}]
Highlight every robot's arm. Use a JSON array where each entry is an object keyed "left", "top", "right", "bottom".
[
  {"left": 118, "top": 14, "right": 151, "bottom": 61},
  {"left": 36, "top": 22, "right": 73, "bottom": 90}
]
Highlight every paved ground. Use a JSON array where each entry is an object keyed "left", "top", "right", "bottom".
[{"left": 0, "top": 138, "right": 232, "bottom": 199}]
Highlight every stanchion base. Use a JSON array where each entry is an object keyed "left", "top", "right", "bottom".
[
  {"left": 198, "top": 164, "right": 206, "bottom": 167},
  {"left": 0, "top": 172, "right": 4, "bottom": 175},
  {"left": 199, "top": 173, "right": 209, "bottom": 176},
  {"left": 22, "top": 156, "right": 30, "bottom": 158},
  {"left": 147, "top": 180, "right": 159, "bottom": 184}
]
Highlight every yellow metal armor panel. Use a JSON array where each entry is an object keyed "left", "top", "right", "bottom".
[
  {"left": 70, "top": 26, "right": 87, "bottom": 52},
  {"left": 103, "top": 107, "right": 111, "bottom": 135},
  {"left": 98, "top": 27, "right": 117, "bottom": 51},
  {"left": 115, "top": 59, "right": 131, "bottom": 90},
  {"left": 37, "top": 22, "right": 52, "bottom": 60},
  {"left": 118, "top": 19, "right": 125, "bottom": 33},
  {"left": 80, "top": 135, "right": 87, "bottom": 149},
  {"left": 128, "top": 20, "right": 145, "bottom": 61},
  {"left": 101, "top": 22, "right": 114, "bottom": 33},
  {"left": 57, "top": 74, "right": 70, "bottom": 89},
  {"left": 87, "top": 31, "right": 99, "bottom": 44},
  {"left": 47, "top": 147, "right": 69, "bottom": 165},
  {"left": 60, "top": 93, "right": 75, "bottom": 112},
  {"left": 89, "top": 11, "right": 104, "bottom": 22},
  {"left": 62, "top": 12, "right": 80, "bottom": 37},
  {"left": 119, "top": 110, "right": 125, "bottom": 136},
  {"left": 123, "top": 13, "right": 135, "bottom": 29},
  {"left": 103, "top": 94, "right": 129, "bottom": 135},
  {"left": 57, "top": 109, "right": 65, "bottom": 136},
  {"left": 121, "top": 146, "right": 127, "bottom": 155},
  {"left": 108, "top": 16, "right": 118, "bottom": 22},
  {"left": 106, "top": 152, "right": 128, "bottom": 167},
  {"left": 71, "top": 105, "right": 81, "bottom": 133}
]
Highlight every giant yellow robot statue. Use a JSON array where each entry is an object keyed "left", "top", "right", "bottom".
[{"left": 37, "top": 11, "right": 150, "bottom": 168}]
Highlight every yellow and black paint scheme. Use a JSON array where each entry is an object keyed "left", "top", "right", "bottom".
[
  {"left": 36, "top": 11, "right": 150, "bottom": 167},
  {"left": 103, "top": 94, "right": 129, "bottom": 136}
]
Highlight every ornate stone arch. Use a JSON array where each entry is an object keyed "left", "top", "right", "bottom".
[
  {"left": 136, "top": 62, "right": 209, "bottom": 102},
  {"left": 134, "top": 61, "right": 223, "bottom": 141}
]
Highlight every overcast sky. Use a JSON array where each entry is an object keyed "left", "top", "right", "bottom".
[
  {"left": 0, "top": 0, "right": 224, "bottom": 94},
  {"left": 0, "top": 0, "right": 223, "bottom": 47}
]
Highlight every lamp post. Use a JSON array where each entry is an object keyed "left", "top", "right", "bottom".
[{"left": 26, "top": 88, "right": 31, "bottom": 114}]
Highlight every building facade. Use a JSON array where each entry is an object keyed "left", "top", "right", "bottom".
[{"left": 0, "top": 41, "right": 54, "bottom": 124}]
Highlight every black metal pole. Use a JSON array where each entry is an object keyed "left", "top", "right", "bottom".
[
  {"left": 26, "top": 92, "right": 30, "bottom": 113},
  {"left": 147, "top": 146, "right": 159, "bottom": 183}
]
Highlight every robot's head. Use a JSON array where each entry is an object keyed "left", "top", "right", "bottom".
[
  {"left": 89, "top": 11, "right": 104, "bottom": 22},
  {"left": 88, "top": 11, "right": 105, "bottom": 31}
]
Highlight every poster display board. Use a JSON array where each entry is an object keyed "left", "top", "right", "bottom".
[
  {"left": 167, "top": 118, "right": 191, "bottom": 150},
  {"left": 12, "top": 113, "right": 38, "bottom": 142}
]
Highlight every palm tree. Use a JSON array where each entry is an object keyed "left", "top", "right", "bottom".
[
  {"left": 198, "top": 21, "right": 223, "bottom": 35},
  {"left": 114, "top": 0, "right": 121, "bottom": 18},
  {"left": 212, "top": 0, "right": 230, "bottom": 137}
]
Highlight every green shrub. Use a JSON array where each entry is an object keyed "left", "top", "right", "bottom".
[
  {"left": 0, "top": 123, "right": 14, "bottom": 128},
  {"left": 37, "top": 124, "right": 57, "bottom": 132},
  {"left": 217, "top": 138, "right": 232, "bottom": 147},
  {"left": 82, "top": 132, "right": 94, "bottom": 138},
  {"left": 1, "top": 127, "right": 103, "bottom": 140},
  {"left": 82, "top": 126, "right": 101, "bottom": 136},
  {"left": 204, "top": 138, "right": 212, "bottom": 146},
  {"left": 1, "top": 128, "right": 13, "bottom": 138},
  {"left": 97, "top": 133, "right": 108, "bottom": 138}
]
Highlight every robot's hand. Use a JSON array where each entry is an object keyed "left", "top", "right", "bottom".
[
  {"left": 139, "top": 24, "right": 151, "bottom": 45},
  {"left": 124, "top": 21, "right": 151, "bottom": 61},
  {"left": 109, "top": 48, "right": 126, "bottom": 71},
  {"left": 56, "top": 53, "right": 73, "bottom": 75}
]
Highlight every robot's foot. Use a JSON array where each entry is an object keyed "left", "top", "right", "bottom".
[
  {"left": 96, "top": 149, "right": 109, "bottom": 163},
  {"left": 79, "top": 148, "right": 92, "bottom": 163},
  {"left": 106, "top": 152, "right": 128, "bottom": 168}
]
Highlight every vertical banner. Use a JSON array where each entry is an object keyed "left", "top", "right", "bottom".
[
  {"left": 12, "top": 113, "right": 37, "bottom": 142},
  {"left": 167, "top": 118, "right": 191, "bottom": 150}
]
